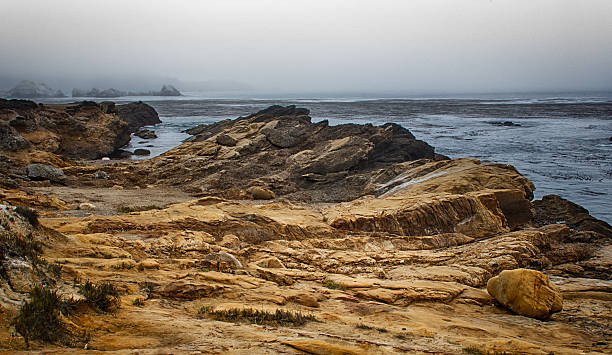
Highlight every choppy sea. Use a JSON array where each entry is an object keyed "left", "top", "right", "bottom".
[{"left": 40, "top": 92, "right": 612, "bottom": 223}]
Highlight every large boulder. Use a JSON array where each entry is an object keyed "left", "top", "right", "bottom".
[
  {"left": 117, "top": 102, "right": 161, "bottom": 132},
  {"left": 487, "top": 269, "right": 563, "bottom": 319},
  {"left": 25, "top": 164, "right": 66, "bottom": 183}
]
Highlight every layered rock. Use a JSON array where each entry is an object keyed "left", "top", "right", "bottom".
[
  {"left": 1, "top": 105, "right": 611, "bottom": 353},
  {"left": 71, "top": 105, "right": 437, "bottom": 202}
]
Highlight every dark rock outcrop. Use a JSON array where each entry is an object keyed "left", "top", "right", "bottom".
[
  {"left": 90, "top": 105, "right": 436, "bottom": 202},
  {"left": 134, "top": 129, "right": 157, "bottom": 139},
  {"left": 533, "top": 194, "right": 612, "bottom": 237},
  {"left": 133, "top": 149, "right": 151, "bottom": 156},
  {"left": 0, "top": 121, "right": 30, "bottom": 151},
  {"left": 117, "top": 102, "right": 161, "bottom": 133},
  {"left": 0, "top": 99, "right": 160, "bottom": 160}
]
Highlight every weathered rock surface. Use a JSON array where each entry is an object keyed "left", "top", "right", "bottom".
[
  {"left": 0, "top": 99, "right": 160, "bottom": 165},
  {"left": 0, "top": 105, "right": 611, "bottom": 354},
  {"left": 68, "top": 105, "right": 437, "bottom": 202},
  {"left": 487, "top": 268, "right": 563, "bottom": 318},
  {"left": 25, "top": 163, "right": 65, "bottom": 183}
]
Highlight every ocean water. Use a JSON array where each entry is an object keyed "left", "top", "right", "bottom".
[{"left": 38, "top": 93, "right": 612, "bottom": 223}]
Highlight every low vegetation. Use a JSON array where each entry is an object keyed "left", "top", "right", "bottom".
[
  {"left": 0, "top": 229, "right": 43, "bottom": 266},
  {"left": 12, "top": 286, "right": 78, "bottom": 346},
  {"left": 202, "top": 307, "right": 316, "bottom": 327},
  {"left": 323, "top": 279, "right": 347, "bottom": 290},
  {"left": 132, "top": 298, "right": 145, "bottom": 307},
  {"left": 116, "top": 205, "right": 162, "bottom": 213},
  {"left": 77, "top": 280, "right": 120, "bottom": 313}
]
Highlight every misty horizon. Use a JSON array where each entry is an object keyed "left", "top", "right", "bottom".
[{"left": 1, "top": 0, "right": 612, "bottom": 95}]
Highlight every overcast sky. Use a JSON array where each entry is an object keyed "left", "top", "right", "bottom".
[{"left": 1, "top": 0, "right": 611, "bottom": 93}]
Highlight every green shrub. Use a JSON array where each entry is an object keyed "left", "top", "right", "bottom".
[
  {"left": 207, "top": 308, "right": 316, "bottom": 327},
  {"left": 77, "top": 280, "right": 119, "bottom": 313},
  {"left": 132, "top": 298, "right": 145, "bottom": 307},
  {"left": 12, "top": 286, "right": 77, "bottom": 346},
  {"left": 323, "top": 279, "right": 347, "bottom": 290}
]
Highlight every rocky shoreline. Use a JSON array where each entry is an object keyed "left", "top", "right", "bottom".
[{"left": 0, "top": 103, "right": 610, "bottom": 353}]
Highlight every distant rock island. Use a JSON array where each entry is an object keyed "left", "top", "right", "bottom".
[
  {"left": 72, "top": 84, "right": 181, "bottom": 98},
  {"left": 0, "top": 80, "right": 66, "bottom": 98}
]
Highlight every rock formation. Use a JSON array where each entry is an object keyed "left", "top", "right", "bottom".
[
  {"left": 487, "top": 269, "right": 563, "bottom": 318},
  {"left": 0, "top": 99, "right": 161, "bottom": 187},
  {"left": 72, "top": 85, "right": 181, "bottom": 98},
  {"left": 117, "top": 101, "right": 162, "bottom": 132},
  {"left": 3, "top": 80, "right": 66, "bottom": 98},
  {"left": 0, "top": 105, "right": 610, "bottom": 353}
]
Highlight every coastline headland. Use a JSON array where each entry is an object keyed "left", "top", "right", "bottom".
[{"left": 0, "top": 102, "right": 610, "bottom": 353}]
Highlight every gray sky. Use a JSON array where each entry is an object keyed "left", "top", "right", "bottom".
[{"left": 1, "top": 0, "right": 611, "bottom": 93}]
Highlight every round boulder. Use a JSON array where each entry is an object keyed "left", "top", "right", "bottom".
[
  {"left": 133, "top": 148, "right": 151, "bottom": 156},
  {"left": 248, "top": 186, "right": 275, "bottom": 200},
  {"left": 25, "top": 163, "right": 66, "bottom": 183},
  {"left": 487, "top": 268, "right": 562, "bottom": 319}
]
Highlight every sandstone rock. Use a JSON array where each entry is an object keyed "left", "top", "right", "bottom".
[
  {"left": 248, "top": 186, "right": 275, "bottom": 200},
  {"left": 78, "top": 202, "right": 96, "bottom": 210},
  {"left": 159, "top": 282, "right": 224, "bottom": 299},
  {"left": 288, "top": 294, "right": 319, "bottom": 307},
  {"left": 255, "top": 256, "right": 285, "bottom": 269},
  {"left": 487, "top": 269, "right": 563, "bottom": 319},
  {"left": 138, "top": 259, "right": 160, "bottom": 270},
  {"left": 216, "top": 134, "right": 237, "bottom": 146},
  {"left": 202, "top": 251, "right": 242, "bottom": 270},
  {"left": 25, "top": 163, "right": 65, "bottom": 183}
]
